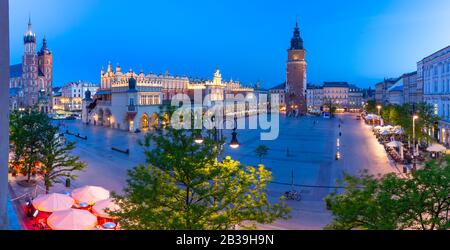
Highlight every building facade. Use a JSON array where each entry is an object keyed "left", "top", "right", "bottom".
[
  {"left": 9, "top": 18, "right": 52, "bottom": 112},
  {"left": 269, "top": 83, "right": 286, "bottom": 112},
  {"left": 59, "top": 81, "right": 99, "bottom": 112},
  {"left": 402, "top": 72, "right": 419, "bottom": 104},
  {"left": 306, "top": 84, "right": 323, "bottom": 112},
  {"left": 322, "top": 82, "right": 349, "bottom": 110},
  {"left": 375, "top": 78, "right": 399, "bottom": 104},
  {"left": 285, "top": 22, "right": 307, "bottom": 116},
  {"left": 386, "top": 78, "right": 404, "bottom": 105},
  {"left": 83, "top": 66, "right": 255, "bottom": 132},
  {"left": 348, "top": 84, "right": 364, "bottom": 111},
  {"left": 421, "top": 46, "right": 450, "bottom": 145}
]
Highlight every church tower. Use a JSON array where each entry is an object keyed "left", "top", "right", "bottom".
[
  {"left": 285, "top": 21, "right": 307, "bottom": 116},
  {"left": 22, "top": 17, "right": 39, "bottom": 107},
  {"left": 38, "top": 37, "right": 53, "bottom": 93}
]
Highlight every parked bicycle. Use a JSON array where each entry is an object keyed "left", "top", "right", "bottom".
[{"left": 284, "top": 190, "right": 301, "bottom": 201}]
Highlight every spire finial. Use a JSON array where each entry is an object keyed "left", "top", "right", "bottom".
[{"left": 27, "top": 13, "right": 32, "bottom": 31}]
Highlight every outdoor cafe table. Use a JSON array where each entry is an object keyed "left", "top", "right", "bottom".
[{"left": 102, "top": 222, "right": 117, "bottom": 230}]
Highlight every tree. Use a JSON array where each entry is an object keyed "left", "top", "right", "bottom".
[
  {"left": 379, "top": 103, "right": 439, "bottom": 143},
  {"left": 325, "top": 156, "right": 450, "bottom": 230},
  {"left": 255, "top": 145, "right": 269, "bottom": 164},
  {"left": 365, "top": 100, "right": 377, "bottom": 114},
  {"left": 110, "top": 107, "right": 290, "bottom": 230},
  {"left": 415, "top": 103, "right": 440, "bottom": 142},
  {"left": 9, "top": 109, "right": 53, "bottom": 183},
  {"left": 40, "top": 126, "right": 86, "bottom": 194},
  {"left": 324, "top": 99, "right": 337, "bottom": 118}
]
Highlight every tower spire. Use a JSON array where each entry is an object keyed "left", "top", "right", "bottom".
[
  {"left": 290, "top": 20, "right": 303, "bottom": 50},
  {"left": 28, "top": 14, "right": 32, "bottom": 31},
  {"left": 24, "top": 14, "right": 36, "bottom": 44}
]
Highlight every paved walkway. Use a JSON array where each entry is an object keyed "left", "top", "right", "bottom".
[{"left": 9, "top": 113, "right": 399, "bottom": 230}]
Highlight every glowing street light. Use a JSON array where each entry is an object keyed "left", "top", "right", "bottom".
[
  {"left": 194, "top": 133, "right": 204, "bottom": 144},
  {"left": 377, "top": 105, "right": 382, "bottom": 116},
  {"left": 229, "top": 131, "right": 240, "bottom": 149}
]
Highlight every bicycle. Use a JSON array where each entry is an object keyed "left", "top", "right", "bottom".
[{"left": 284, "top": 190, "right": 302, "bottom": 201}]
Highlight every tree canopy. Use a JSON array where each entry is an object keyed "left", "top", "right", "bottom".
[{"left": 325, "top": 156, "right": 450, "bottom": 230}]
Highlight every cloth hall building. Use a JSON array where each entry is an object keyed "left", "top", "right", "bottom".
[{"left": 82, "top": 64, "right": 255, "bottom": 132}]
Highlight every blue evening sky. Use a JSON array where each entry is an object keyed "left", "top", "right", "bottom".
[{"left": 9, "top": 0, "right": 450, "bottom": 88}]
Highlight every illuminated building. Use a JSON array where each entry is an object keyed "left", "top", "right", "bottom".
[{"left": 9, "top": 17, "right": 53, "bottom": 112}]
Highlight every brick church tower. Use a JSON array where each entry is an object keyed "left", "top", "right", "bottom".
[
  {"left": 10, "top": 17, "right": 53, "bottom": 112},
  {"left": 285, "top": 21, "right": 307, "bottom": 116}
]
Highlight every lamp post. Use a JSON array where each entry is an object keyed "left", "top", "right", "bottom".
[
  {"left": 413, "top": 115, "right": 419, "bottom": 171},
  {"left": 195, "top": 115, "right": 240, "bottom": 150}
]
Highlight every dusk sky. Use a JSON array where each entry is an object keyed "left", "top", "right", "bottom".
[{"left": 9, "top": 0, "right": 450, "bottom": 88}]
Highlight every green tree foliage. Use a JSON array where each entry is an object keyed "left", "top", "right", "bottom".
[
  {"left": 325, "top": 156, "right": 450, "bottom": 230},
  {"left": 365, "top": 100, "right": 377, "bottom": 114},
  {"left": 380, "top": 103, "right": 439, "bottom": 142},
  {"left": 9, "top": 109, "right": 53, "bottom": 182},
  {"left": 255, "top": 145, "right": 269, "bottom": 164},
  {"left": 110, "top": 107, "right": 290, "bottom": 230},
  {"left": 40, "top": 126, "right": 86, "bottom": 194},
  {"left": 9, "top": 109, "right": 85, "bottom": 190}
]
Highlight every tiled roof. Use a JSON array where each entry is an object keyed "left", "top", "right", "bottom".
[
  {"left": 10, "top": 64, "right": 22, "bottom": 78},
  {"left": 388, "top": 78, "right": 404, "bottom": 92},
  {"left": 269, "top": 83, "right": 286, "bottom": 90},
  {"left": 323, "top": 82, "right": 349, "bottom": 88}
]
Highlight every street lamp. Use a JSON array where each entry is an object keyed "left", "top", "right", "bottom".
[
  {"left": 229, "top": 116, "right": 240, "bottom": 149},
  {"left": 196, "top": 115, "right": 240, "bottom": 150},
  {"left": 413, "top": 115, "right": 419, "bottom": 171},
  {"left": 194, "top": 132, "right": 204, "bottom": 144},
  {"left": 377, "top": 105, "right": 382, "bottom": 116}
]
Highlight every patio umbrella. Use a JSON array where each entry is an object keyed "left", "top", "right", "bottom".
[
  {"left": 386, "top": 141, "right": 403, "bottom": 148},
  {"left": 394, "top": 128, "right": 405, "bottom": 135},
  {"left": 380, "top": 130, "right": 391, "bottom": 136},
  {"left": 47, "top": 209, "right": 97, "bottom": 230},
  {"left": 71, "top": 186, "right": 110, "bottom": 205},
  {"left": 426, "top": 144, "right": 447, "bottom": 153},
  {"left": 32, "top": 193, "right": 75, "bottom": 213},
  {"left": 92, "top": 199, "right": 120, "bottom": 219}
]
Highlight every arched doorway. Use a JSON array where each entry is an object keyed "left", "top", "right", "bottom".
[
  {"left": 150, "top": 113, "right": 159, "bottom": 129},
  {"left": 96, "top": 109, "right": 104, "bottom": 126},
  {"left": 141, "top": 113, "right": 149, "bottom": 131},
  {"left": 104, "top": 109, "right": 112, "bottom": 127}
]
